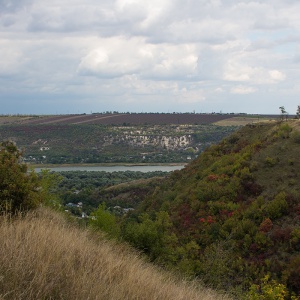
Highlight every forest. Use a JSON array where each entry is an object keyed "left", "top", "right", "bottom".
[{"left": 55, "top": 170, "right": 168, "bottom": 215}]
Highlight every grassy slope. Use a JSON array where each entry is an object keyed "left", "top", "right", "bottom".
[{"left": 0, "top": 207, "right": 229, "bottom": 300}]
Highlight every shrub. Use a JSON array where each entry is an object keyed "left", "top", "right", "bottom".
[
  {"left": 277, "top": 123, "right": 292, "bottom": 139},
  {"left": 265, "top": 156, "right": 276, "bottom": 167},
  {"left": 290, "top": 228, "right": 300, "bottom": 250},
  {"left": 284, "top": 255, "right": 300, "bottom": 293},
  {"left": 259, "top": 218, "right": 273, "bottom": 233},
  {"left": 291, "top": 130, "right": 300, "bottom": 144},
  {"left": 246, "top": 275, "right": 288, "bottom": 300},
  {"left": 264, "top": 192, "right": 288, "bottom": 220}
]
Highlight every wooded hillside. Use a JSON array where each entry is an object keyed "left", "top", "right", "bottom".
[{"left": 119, "top": 120, "right": 300, "bottom": 298}]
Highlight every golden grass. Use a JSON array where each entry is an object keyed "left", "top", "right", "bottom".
[
  {"left": 213, "top": 116, "right": 273, "bottom": 126},
  {"left": 287, "top": 119, "right": 300, "bottom": 131},
  {"left": 0, "top": 208, "right": 229, "bottom": 300}
]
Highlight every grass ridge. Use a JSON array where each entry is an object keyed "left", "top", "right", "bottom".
[{"left": 0, "top": 207, "right": 228, "bottom": 300}]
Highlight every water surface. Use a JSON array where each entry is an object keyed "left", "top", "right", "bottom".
[{"left": 35, "top": 165, "right": 185, "bottom": 173}]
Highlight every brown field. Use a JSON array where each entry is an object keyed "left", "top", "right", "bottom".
[
  {"left": 11, "top": 113, "right": 235, "bottom": 125},
  {"left": 0, "top": 207, "right": 230, "bottom": 300},
  {"left": 1, "top": 113, "right": 284, "bottom": 126}
]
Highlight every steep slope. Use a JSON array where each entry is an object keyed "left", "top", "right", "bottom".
[
  {"left": 121, "top": 120, "right": 300, "bottom": 297},
  {"left": 0, "top": 207, "right": 228, "bottom": 300}
]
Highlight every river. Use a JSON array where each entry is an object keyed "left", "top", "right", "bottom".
[{"left": 35, "top": 165, "right": 185, "bottom": 173}]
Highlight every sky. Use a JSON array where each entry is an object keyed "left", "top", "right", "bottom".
[{"left": 1, "top": 0, "right": 300, "bottom": 115}]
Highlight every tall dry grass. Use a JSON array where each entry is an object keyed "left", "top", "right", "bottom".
[{"left": 0, "top": 208, "right": 229, "bottom": 300}]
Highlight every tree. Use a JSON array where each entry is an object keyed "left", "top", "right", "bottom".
[
  {"left": 39, "top": 169, "right": 62, "bottom": 210},
  {"left": 296, "top": 105, "right": 300, "bottom": 119},
  {"left": 279, "top": 106, "right": 287, "bottom": 121},
  {"left": 122, "top": 211, "right": 177, "bottom": 262},
  {"left": 0, "top": 141, "right": 44, "bottom": 214},
  {"left": 89, "top": 203, "right": 120, "bottom": 238}
]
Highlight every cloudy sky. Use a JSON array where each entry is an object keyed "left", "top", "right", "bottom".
[{"left": 1, "top": 0, "right": 300, "bottom": 115}]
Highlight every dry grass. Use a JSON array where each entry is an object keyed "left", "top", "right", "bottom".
[
  {"left": 0, "top": 208, "right": 229, "bottom": 300},
  {"left": 0, "top": 116, "right": 36, "bottom": 125},
  {"left": 213, "top": 116, "right": 273, "bottom": 126}
]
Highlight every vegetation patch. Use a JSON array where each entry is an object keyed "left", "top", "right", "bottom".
[{"left": 114, "top": 120, "right": 300, "bottom": 298}]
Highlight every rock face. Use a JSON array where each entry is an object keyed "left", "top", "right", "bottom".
[{"left": 107, "top": 134, "right": 193, "bottom": 150}]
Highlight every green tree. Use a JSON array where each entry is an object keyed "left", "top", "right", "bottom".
[
  {"left": 0, "top": 141, "right": 43, "bottom": 214},
  {"left": 89, "top": 203, "right": 120, "bottom": 238},
  {"left": 123, "top": 211, "right": 177, "bottom": 262},
  {"left": 39, "top": 169, "right": 62, "bottom": 210}
]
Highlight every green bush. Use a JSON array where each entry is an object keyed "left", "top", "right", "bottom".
[
  {"left": 277, "top": 123, "right": 292, "bottom": 139},
  {"left": 265, "top": 156, "right": 276, "bottom": 167},
  {"left": 89, "top": 203, "right": 120, "bottom": 238},
  {"left": 122, "top": 212, "right": 177, "bottom": 262},
  {"left": 264, "top": 192, "right": 288, "bottom": 220}
]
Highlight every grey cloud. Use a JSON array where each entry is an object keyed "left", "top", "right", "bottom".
[
  {"left": 0, "top": 0, "right": 32, "bottom": 13},
  {"left": 1, "top": 0, "right": 300, "bottom": 114}
]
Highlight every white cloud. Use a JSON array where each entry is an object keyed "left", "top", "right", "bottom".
[
  {"left": 175, "top": 88, "right": 206, "bottom": 104},
  {"left": 223, "top": 56, "right": 287, "bottom": 85},
  {"left": 269, "top": 70, "right": 286, "bottom": 81},
  {"left": 230, "top": 86, "right": 256, "bottom": 95},
  {"left": 0, "top": 40, "right": 29, "bottom": 75},
  {"left": 77, "top": 38, "right": 198, "bottom": 80}
]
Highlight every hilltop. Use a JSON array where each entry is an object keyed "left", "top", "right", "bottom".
[{"left": 119, "top": 120, "right": 300, "bottom": 298}]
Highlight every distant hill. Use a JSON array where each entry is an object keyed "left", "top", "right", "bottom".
[
  {"left": 120, "top": 120, "right": 300, "bottom": 298},
  {"left": 0, "top": 121, "right": 238, "bottom": 164}
]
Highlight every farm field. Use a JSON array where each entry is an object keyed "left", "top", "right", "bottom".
[{"left": 0, "top": 112, "right": 281, "bottom": 126}]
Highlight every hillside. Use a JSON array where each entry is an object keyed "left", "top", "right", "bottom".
[
  {"left": 1, "top": 112, "right": 280, "bottom": 164},
  {"left": 0, "top": 123, "right": 237, "bottom": 164},
  {"left": 119, "top": 120, "right": 300, "bottom": 298},
  {"left": 0, "top": 207, "right": 228, "bottom": 300}
]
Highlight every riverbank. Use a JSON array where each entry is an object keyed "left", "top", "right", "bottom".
[
  {"left": 33, "top": 164, "right": 186, "bottom": 173},
  {"left": 28, "top": 162, "right": 187, "bottom": 168}
]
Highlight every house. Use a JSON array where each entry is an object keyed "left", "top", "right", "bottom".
[{"left": 123, "top": 208, "right": 135, "bottom": 213}]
